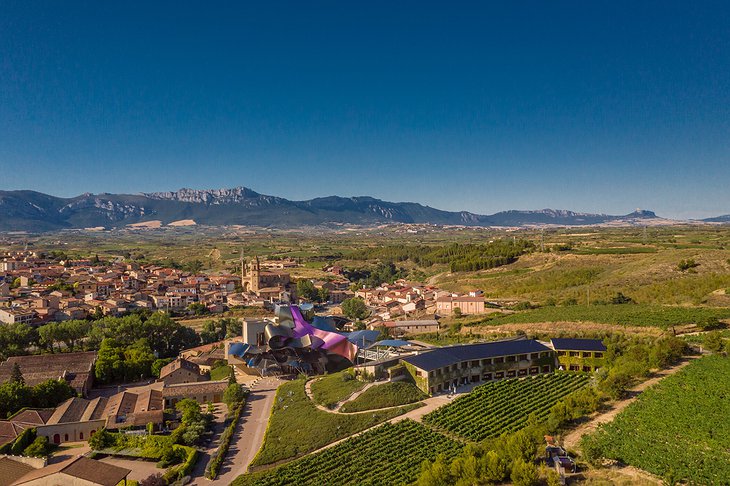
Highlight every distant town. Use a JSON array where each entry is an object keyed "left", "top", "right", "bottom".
[{"left": 0, "top": 249, "right": 496, "bottom": 330}]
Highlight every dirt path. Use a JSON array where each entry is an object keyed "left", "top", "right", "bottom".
[
  {"left": 562, "top": 356, "right": 699, "bottom": 451},
  {"left": 339, "top": 381, "right": 378, "bottom": 408}
]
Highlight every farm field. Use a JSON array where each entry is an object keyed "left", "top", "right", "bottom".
[
  {"left": 339, "top": 382, "right": 427, "bottom": 413},
  {"left": 234, "top": 420, "right": 463, "bottom": 486},
  {"left": 423, "top": 373, "right": 590, "bottom": 441},
  {"left": 584, "top": 355, "right": 730, "bottom": 484},
  {"left": 11, "top": 226, "right": 730, "bottom": 307},
  {"left": 468, "top": 304, "right": 730, "bottom": 330},
  {"left": 250, "top": 378, "right": 417, "bottom": 466}
]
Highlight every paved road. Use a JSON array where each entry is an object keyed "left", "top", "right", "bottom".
[{"left": 195, "top": 377, "right": 282, "bottom": 486}]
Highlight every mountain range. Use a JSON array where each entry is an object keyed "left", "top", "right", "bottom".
[{"left": 0, "top": 187, "right": 721, "bottom": 231}]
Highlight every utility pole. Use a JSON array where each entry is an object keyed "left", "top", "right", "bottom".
[{"left": 540, "top": 229, "right": 545, "bottom": 252}]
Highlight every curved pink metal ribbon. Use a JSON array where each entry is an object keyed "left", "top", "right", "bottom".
[{"left": 290, "top": 305, "right": 358, "bottom": 362}]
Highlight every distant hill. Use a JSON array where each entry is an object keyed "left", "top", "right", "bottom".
[
  {"left": 702, "top": 214, "right": 730, "bottom": 223},
  {"left": 0, "top": 187, "right": 663, "bottom": 231}
]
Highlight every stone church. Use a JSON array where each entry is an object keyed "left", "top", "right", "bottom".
[{"left": 241, "top": 257, "right": 293, "bottom": 301}]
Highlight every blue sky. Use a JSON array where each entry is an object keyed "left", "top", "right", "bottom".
[{"left": 1, "top": 1, "right": 729, "bottom": 218}]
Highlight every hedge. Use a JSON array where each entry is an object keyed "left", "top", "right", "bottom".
[
  {"left": 10, "top": 428, "right": 36, "bottom": 456},
  {"left": 163, "top": 445, "right": 198, "bottom": 483},
  {"left": 204, "top": 400, "right": 245, "bottom": 479}
]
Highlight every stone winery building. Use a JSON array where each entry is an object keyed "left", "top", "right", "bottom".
[
  {"left": 399, "top": 337, "right": 606, "bottom": 395},
  {"left": 401, "top": 339, "right": 555, "bottom": 395}
]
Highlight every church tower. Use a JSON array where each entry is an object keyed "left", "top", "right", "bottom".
[{"left": 250, "top": 256, "right": 261, "bottom": 292}]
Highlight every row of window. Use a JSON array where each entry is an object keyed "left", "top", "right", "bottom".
[
  {"left": 420, "top": 352, "right": 551, "bottom": 378},
  {"left": 557, "top": 351, "right": 604, "bottom": 358},
  {"left": 429, "top": 365, "right": 552, "bottom": 393},
  {"left": 568, "top": 365, "right": 600, "bottom": 372}
]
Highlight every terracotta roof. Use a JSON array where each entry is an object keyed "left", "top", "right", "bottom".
[
  {"left": 45, "top": 397, "right": 109, "bottom": 425},
  {"left": 435, "top": 296, "right": 485, "bottom": 303},
  {"left": 0, "top": 352, "right": 96, "bottom": 391},
  {"left": 0, "top": 421, "right": 24, "bottom": 447},
  {"left": 107, "top": 409, "right": 164, "bottom": 429},
  {"left": 47, "top": 397, "right": 89, "bottom": 424},
  {"left": 159, "top": 358, "right": 201, "bottom": 379},
  {"left": 12, "top": 456, "right": 130, "bottom": 486},
  {"left": 10, "top": 409, "right": 54, "bottom": 425},
  {"left": 383, "top": 319, "right": 439, "bottom": 328},
  {"left": 162, "top": 380, "right": 229, "bottom": 398},
  {"left": 103, "top": 389, "right": 164, "bottom": 429},
  {"left": 0, "top": 457, "right": 34, "bottom": 485}
]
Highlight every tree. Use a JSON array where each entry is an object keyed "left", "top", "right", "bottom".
[
  {"left": 145, "top": 312, "right": 200, "bottom": 357},
  {"left": 341, "top": 298, "right": 369, "bottom": 320},
  {"left": 452, "top": 307, "right": 462, "bottom": 318},
  {"left": 10, "top": 363, "right": 24, "bottom": 385},
  {"left": 176, "top": 398, "right": 202, "bottom": 425},
  {"left": 0, "top": 323, "right": 38, "bottom": 359},
  {"left": 225, "top": 318, "right": 242, "bottom": 339},
  {"left": 704, "top": 331, "right": 725, "bottom": 353},
  {"left": 123, "top": 338, "right": 156, "bottom": 381},
  {"left": 23, "top": 436, "right": 50, "bottom": 457},
  {"left": 677, "top": 259, "right": 699, "bottom": 272},
  {"left": 579, "top": 430, "right": 607, "bottom": 466},
  {"left": 223, "top": 383, "right": 246, "bottom": 409},
  {"left": 480, "top": 450, "right": 508, "bottom": 483},
  {"left": 416, "top": 454, "right": 452, "bottom": 486},
  {"left": 510, "top": 459, "right": 539, "bottom": 486},
  {"left": 318, "top": 287, "right": 330, "bottom": 303},
  {"left": 151, "top": 358, "right": 174, "bottom": 378},
  {"left": 88, "top": 428, "right": 114, "bottom": 450},
  {"left": 506, "top": 430, "right": 536, "bottom": 463},
  {"left": 33, "top": 379, "right": 75, "bottom": 408},
  {"left": 610, "top": 292, "right": 634, "bottom": 304},
  {"left": 95, "top": 338, "right": 125, "bottom": 383},
  {"left": 187, "top": 302, "right": 209, "bottom": 316},
  {"left": 697, "top": 317, "right": 723, "bottom": 331},
  {"left": 296, "top": 279, "right": 319, "bottom": 302},
  {"left": 0, "top": 381, "right": 33, "bottom": 418},
  {"left": 38, "top": 320, "right": 91, "bottom": 352}
]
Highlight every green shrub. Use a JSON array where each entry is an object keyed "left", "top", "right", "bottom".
[
  {"left": 163, "top": 446, "right": 198, "bottom": 483},
  {"left": 22, "top": 436, "right": 50, "bottom": 457},
  {"left": 88, "top": 428, "right": 115, "bottom": 450},
  {"left": 11, "top": 428, "right": 36, "bottom": 456}
]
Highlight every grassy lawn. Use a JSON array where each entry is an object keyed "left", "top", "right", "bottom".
[
  {"left": 210, "top": 364, "right": 232, "bottom": 381},
  {"left": 250, "top": 378, "right": 418, "bottom": 467},
  {"left": 467, "top": 304, "right": 730, "bottom": 329},
  {"left": 340, "top": 382, "right": 427, "bottom": 413},
  {"left": 309, "top": 370, "right": 365, "bottom": 408}
]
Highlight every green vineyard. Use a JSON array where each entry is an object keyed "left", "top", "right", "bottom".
[
  {"left": 586, "top": 356, "right": 730, "bottom": 484},
  {"left": 233, "top": 420, "right": 463, "bottom": 486},
  {"left": 423, "top": 373, "right": 590, "bottom": 441}
]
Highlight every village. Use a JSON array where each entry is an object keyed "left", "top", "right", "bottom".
[
  {"left": 0, "top": 249, "right": 496, "bottom": 332},
  {"left": 0, "top": 249, "right": 513, "bottom": 485}
]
